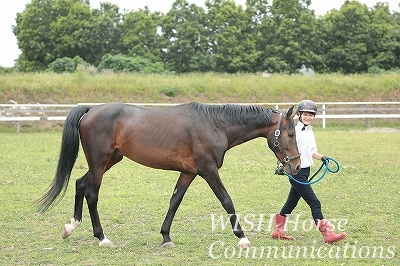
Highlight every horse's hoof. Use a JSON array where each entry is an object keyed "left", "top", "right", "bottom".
[
  {"left": 238, "top": 237, "right": 251, "bottom": 249},
  {"left": 161, "top": 242, "right": 175, "bottom": 248},
  {"left": 99, "top": 237, "right": 114, "bottom": 247},
  {"left": 61, "top": 218, "right": 80, "bottom": 239},
  {"left": 61, "top": 225, "right": 72, "bottom": 239}
]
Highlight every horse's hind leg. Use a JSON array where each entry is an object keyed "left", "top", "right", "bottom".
[
  {"left": 61, "top": 172, "right": 89, "bottom": 239},
  {"left": 62, "top": 150, "right": 123, "bottom": 246},
  {"left": 87, "top": 151, "right": 124, "bottom": 247},
  {"left": 160, "top": 172, "right": 195, "bottom": 247}
]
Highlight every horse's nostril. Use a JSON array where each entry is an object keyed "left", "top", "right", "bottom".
[{"left": 296, "top": 165, "right": 301, "bottom": 172}]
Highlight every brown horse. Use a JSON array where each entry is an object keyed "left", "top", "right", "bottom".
[{"left": 37, "top": 102, "right": 300, "bottom": 247}]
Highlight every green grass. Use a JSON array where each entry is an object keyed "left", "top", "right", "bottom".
[
  {"left": 0, "top": 129, "right": 399, "bottom": 265},
  {"left": 1, "top": 72, "right": 400, "bottom": 104}
]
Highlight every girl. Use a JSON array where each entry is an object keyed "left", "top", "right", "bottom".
[{"left": 271, "top": 100, "right": 347, "bottom": 243}]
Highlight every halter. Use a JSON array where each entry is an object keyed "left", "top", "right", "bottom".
[
  {"left": 273, "top": 113, "right": 301, "bottom": 165},
  {"left": 273, "top": 113, "right": 340, "bottom": 185}
]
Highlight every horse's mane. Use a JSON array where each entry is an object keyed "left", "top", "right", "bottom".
[{"left": 188, "top": 102, "right": 276, "bottom": 125}]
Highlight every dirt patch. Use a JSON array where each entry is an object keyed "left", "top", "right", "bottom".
[{"left": 365, "top": 127, "right": 400, "bottom": 133}]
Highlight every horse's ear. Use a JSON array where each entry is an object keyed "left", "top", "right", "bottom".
[{"left": 286, "top": 106, "right": 295, "bottom": 118}]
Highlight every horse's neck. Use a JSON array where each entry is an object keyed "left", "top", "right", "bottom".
[{"left": 223, "top": 122, "right": 267, "bottom": 149}]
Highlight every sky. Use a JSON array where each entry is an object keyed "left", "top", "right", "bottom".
[{"left": 1, "top": 0, "right": 399, "bottom": 67}]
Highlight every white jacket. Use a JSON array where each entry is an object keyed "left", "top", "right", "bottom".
[{"left": 295, "top": 121, "right": 318, "bottom": 168}]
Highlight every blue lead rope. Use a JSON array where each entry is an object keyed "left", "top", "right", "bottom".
[{"left": 285, "top": 157, "right": 340, "bottom": 185}]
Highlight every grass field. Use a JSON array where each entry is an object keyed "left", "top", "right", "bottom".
[
  {"left": 1, "top": 72, "right": 400, "bottom": 104},
  {"left": 0, "top": 129, "right": 399, "bottom": 265}
]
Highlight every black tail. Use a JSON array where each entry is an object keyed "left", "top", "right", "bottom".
[{"left": 37, "top": 105, "right": 91, "bottom": 212}]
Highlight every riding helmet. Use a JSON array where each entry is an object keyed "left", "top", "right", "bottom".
[{"left": 297, "top": 100, "right": 317, "bottom": 115}]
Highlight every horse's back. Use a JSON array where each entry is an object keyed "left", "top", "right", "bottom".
[
  {"left": 81, "top": 103, "right": 197, "bottom": 145},
  {"left": 82, "top": 102, "right": 192, "bottom": 126},
  {"left": 79, "top": 103, "right": 221, "bottom": 173}
]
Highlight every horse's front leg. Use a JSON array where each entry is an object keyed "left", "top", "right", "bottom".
[
  {"left": 160, "top": 173, "right": 195, "bottom": 248},
  {"left": 203, "top": 170, "right": 251, "bottom": 248},
  {"left": 62, "top": 173, "right": 88, "bottom": 239}
]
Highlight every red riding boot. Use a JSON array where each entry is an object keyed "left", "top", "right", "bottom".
[
  {"left": 271, "top": 214, "right": 294, "bottom": 240},
  {"left": 316, "top": 219, "right": 347, "bottom": 243}
]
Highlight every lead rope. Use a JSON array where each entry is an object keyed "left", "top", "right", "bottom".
[{"left": 278, "top": 157, "right": 340, "bottom": 185}]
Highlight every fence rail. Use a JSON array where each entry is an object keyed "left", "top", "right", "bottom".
[{"left": 1, "top": 102, "right": 400, "bottom": 132}]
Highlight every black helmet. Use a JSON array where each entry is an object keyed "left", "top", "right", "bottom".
[{"left": 297, "top": 100, "right": 317, "bottom": 115}]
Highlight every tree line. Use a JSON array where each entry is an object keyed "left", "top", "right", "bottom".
[{"left": 11, "top": 0, "right": 400, "bottom": 74}]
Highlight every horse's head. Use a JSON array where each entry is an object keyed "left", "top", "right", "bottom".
[{"left": 267, "top": 106, "right": 301, "bottom": 175}]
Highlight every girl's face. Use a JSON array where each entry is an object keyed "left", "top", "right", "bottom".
[{"left": 300, "top": 112, "right": 315, "bottom": 125}]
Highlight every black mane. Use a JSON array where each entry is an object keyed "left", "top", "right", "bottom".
[{"left": 188, "top": 102, "right": 276, "bottom": 125}]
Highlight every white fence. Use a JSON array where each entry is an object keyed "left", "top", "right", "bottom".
[
  {"left": 1, "top": 102, "right": 400, "bottom": 132},
  {"left": 270, "top": 102, "right": 400, "bottom": 129}
]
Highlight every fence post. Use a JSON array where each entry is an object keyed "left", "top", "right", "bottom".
[
  {"left": 365, "top": 103, "right": 370, "bottom": 129},
  {"left": 322, "top": 103, "right": 326, "bottom": 129},
  {"left": 17, "top": 106, "right": 21, "bottom": 133}
]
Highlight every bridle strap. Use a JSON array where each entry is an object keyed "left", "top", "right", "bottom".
[
  {"left": 273, "top": 113, "right": 282, "bottom": 146},
  {"left": 273, "top": 113, "right": 300, "bottom": 164}
]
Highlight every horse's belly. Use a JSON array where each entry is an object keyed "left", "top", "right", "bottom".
[{"left": 121, "top": 144, "right": 197, "bottom": 174}]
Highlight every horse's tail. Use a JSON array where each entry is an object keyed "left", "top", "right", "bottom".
[{"left": 37, "top": 105, "right": 91, "bottom": 212}]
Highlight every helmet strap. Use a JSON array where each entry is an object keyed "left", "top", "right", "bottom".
[
  {"left": 301, "top": 122, "right": 308, "bottom": 131},
  {"left": 297, "top": 113, "right": 308, "bottom": 130}
]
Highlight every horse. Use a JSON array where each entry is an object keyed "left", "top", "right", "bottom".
[{"left": 37, "top": 102, "right": 301, "bottom": 248}]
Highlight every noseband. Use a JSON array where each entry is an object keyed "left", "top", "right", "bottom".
[{"left": 273, "top": 113, "right": 300, "bottom": 165}]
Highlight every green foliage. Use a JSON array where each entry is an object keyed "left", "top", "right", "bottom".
[
  {"left": 120, "top": 7, "right": 163, "bottom": 63},
  {"left": 320, "top": 0, "right": 400, "bottom": 74},
  {"left": 0, "top": 66, "right": 18, "bottom": 74},
  {"left": 366, "top": 3, "right": 400, "bottom": 70},
  {"left": 160, "top": 87, "right": 180, "bottom": 97},
  {"left": 13, "top": 0, "right": 121, "bottom": 71},
  {"left": 206, "top": 0, "right": 261, "bottom": 73},
  {"left": 84, "top": 2, "right": 122, "bottom": 65},
  {"left": 161, "top": 0, "right": 213, "bottom": 73},
  {"left": 11, "top": 0, "right": 400, "bottom": 73},
  {"left": 13, "top": 0, "right": 59, "bottom": 71},
  {"left": 48, "top": 56, "right": 89, "bottom": 73},
  {"left": 97, "top": 53, "right": 166, "bottom": 73},
  {"left": 259, "top": 0, "right": 319, "bottom": 73},
  {"left": 142, "top": 62, "right": 167, "bottom": 74},
  {"left": 367, "top": 65, "right": 385, "bottom": 75},
  {"left": 48, "top": 57, "right": 76, "bottom": 73}
]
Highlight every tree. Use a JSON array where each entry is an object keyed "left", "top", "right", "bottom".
[
  {"left": 73, "top": 2, "right": 122, "bottom": 65},
  {"left": 321, "top": 1, "right": 371, "bottom": 73},
  {"left": 244, "top": 0, "right": 271, "bottom": 72},
  {"left": 49, "top": 0, "right": 92, "bottom": 61},
  {"left": 206, "top": 0, "right": 260, "bottom": 73},
  {"left": 120, "top": 7, "right": 163, "bottom": 64},
  {"left": 258, "top": 0, "right": 319, "bottom": 73},
  {"left": 393, "top": 7, "right": 400, "bottom": 68},
  {"left": 12, "top": 0, "right": 400, "bottom": 73},
  {"left": 366, "top": 3, "right": 400, "bottom": 70},
  {"left": 13, "top": 0, "right": 121, "bottom": 70},
  {"left": 160, "top": 0, "right": 212, "bottom": 73},
  {"left": 14, "top": 0, "right": 63, "bottom": 71}
]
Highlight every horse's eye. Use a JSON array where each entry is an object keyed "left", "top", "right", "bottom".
[{"left": 288, "top": 132, "right": 294, "bottom": 138}]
